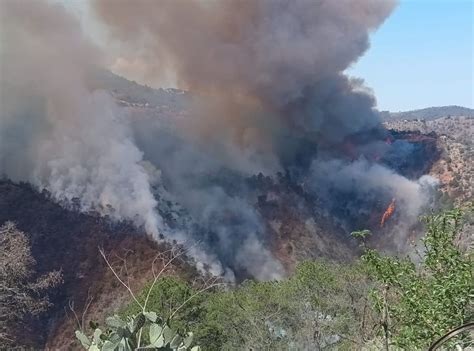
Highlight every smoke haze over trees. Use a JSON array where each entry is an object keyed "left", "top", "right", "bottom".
[{"left": 0, "top": 0, "right": 440, "bottom": 279}]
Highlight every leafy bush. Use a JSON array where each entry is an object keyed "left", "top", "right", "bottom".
[
  {"left": 75, "top": 248, "right": 202, "bottom": 351},
  {"left": 91, "top": 207, "right": 473, "bottom": 350},
  {"left": 121, "top": 277, "right": 207, "bottom": 334},
  {"left": 123, "top": 263, "right": 375, "bottom": 350},
  {"left": 362, "top": 208, "right": 473, "bottom": 349}
]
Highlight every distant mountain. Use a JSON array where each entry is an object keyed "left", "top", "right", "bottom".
[
  {"left": 90, "top": 69, "right": 191, "bottom": 110},
  {"left": 380, "top": 106, "right": 474, "bottom": 121},
  {"left": 93, "top": 71, "right": 473, "bottom": 124}
]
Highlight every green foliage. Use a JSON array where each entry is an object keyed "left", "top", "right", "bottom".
[
  {"left": 121, "top": 277, "right": 207, "bottom": 333},
  {"left": 122, "top": 262, "right": 376, "bottom": 350},
  {"left": 362, "top": 208, "right": 474, "bottom": 349},
  {"left": 75, "top": 311, "right": 200, "bottom": 351},
  {"left": 286, "top": 261, "right": 377, "bottom": 349},
  {"left": 199, "top": 280, "right": 290, "bottom": 350},
  {"left": 103, "top": 207, "right": 472, "bottom": 350},
  {"left": 351, "top": 229, "right": 372, "bottom": 239}
]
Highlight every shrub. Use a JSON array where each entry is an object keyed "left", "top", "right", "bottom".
[{"left": 362, "top": 208, "right": 473, "bottom": 349}]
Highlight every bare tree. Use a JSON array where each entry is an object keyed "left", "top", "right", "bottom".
[{"left": 0, "top": 222, "right": 62, "bottom": 347}]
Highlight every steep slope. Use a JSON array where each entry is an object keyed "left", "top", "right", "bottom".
[
  {"left": 1, "top": 71, "right": 460, "bottom": 347},
  {"left": 0, "top": 180, "right": 197, "bottom": 349},
  {"left": 385, "top": 116, "right": 474, "bottom": 206},
  {"left": 0, "top": 177, "right": 359, "bottom": 348}
]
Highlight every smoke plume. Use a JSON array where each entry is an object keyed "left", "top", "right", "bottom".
[
  {"left": 94, "top": 0, "right": 396, "bottom": 149},
  {"left": 0, "top": 1, "right": 161, "bottom": 235},
  {"left": 1, "top": 0, "right": 438, "bottom": 280}
]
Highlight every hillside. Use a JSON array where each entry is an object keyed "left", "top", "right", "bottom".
[
  {"left": 0, "top": 180, "right": 199, "bottom": 349},
  {"left": 1, "top": 0, "right": 473, "bottom": 348},
  {"left": 90, "top": 69, "right": 191, "bottom": 111},
  {"left": 385, "top": 116, "right": 474, "bottom": 205},
  {"left": 0, "top": 70, "right": 471, "bottom": 350},
  {"left": 96, "top": 70, "right": 474, "bottom": 125},
  {"left": 2, "top": 178, "right": 472, "bottom": 349},
  {"left": 381, "top": 105, "right": 474, "bottom": 121}
]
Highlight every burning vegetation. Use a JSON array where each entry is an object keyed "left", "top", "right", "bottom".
[
  {"left": 380, "top": 198, "right": 396, "bottom": 228},
  {"left": 0, "top": 0, "right": 442, "bottom": 280}
]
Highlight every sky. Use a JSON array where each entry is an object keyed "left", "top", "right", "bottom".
[
  {"left": 347, "top": 0, "right": 473, "bottom": 111},
  {"left": 62, "top": 0, "right": 473, "bottom": 112}
]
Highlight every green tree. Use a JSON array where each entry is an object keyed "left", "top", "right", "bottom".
[
  {"left": 114, "top": 208, "right": 473, "bottom": 350},
  {"left": 362, "top": 208, "right": 473, "bottom": 349},
  {"left": 122, "top": 277, "right": 207, "bottom": 335},
  {"left": 122, "top": 260, "right": 375, "bottom": 350},
  {"left": 142, "top": 262, "right": 376, "bottom": 350}
]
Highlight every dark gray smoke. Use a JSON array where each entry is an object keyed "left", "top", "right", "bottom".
[
  {"left": 94, "top": 0, "right": 397, "bottom": 152},
  {"left": 94, "top": 0, "right": 440, "bottom": 258}
]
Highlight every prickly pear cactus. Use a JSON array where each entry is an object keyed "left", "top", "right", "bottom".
[{"left": 75, "top": 312, "right": 200, "bottom": 351}]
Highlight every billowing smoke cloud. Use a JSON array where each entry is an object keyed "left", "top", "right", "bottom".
[
  {"left": 93, "top": 0, "right": 438, "bottom": 256},
  {"left": 2, "top": 0, "right": 436, "bottom": 281},
  {"left": 0, "top": 0, "right": 285, "bottom": 280},
  {"left": 0, "top": 1, "right": 161, "bottom": 235},
  {"left": 131, "top": 118, "right": 284, "bottom": 280},
  {"left": 93, "top": 0, "right": 396, "bottom": 150}
]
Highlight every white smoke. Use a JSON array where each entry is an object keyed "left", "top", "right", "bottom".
[
  {"left": 307, "top": 158, "right": 439, "bottom": 249},
  {"left": 0, "top": 0, "right": 162, "bottom": 235}
]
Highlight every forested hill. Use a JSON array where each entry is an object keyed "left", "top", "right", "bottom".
[{"left": 380, "top": 105, "right": 474, "bottom": 121}]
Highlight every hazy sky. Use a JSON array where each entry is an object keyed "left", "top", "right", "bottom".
[{"left": 62, "top": 0, "right": 473, "bottom": 112}]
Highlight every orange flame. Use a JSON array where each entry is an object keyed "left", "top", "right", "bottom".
[{"left": 380, "top": 198, "right": 396, "bottom": 228}]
